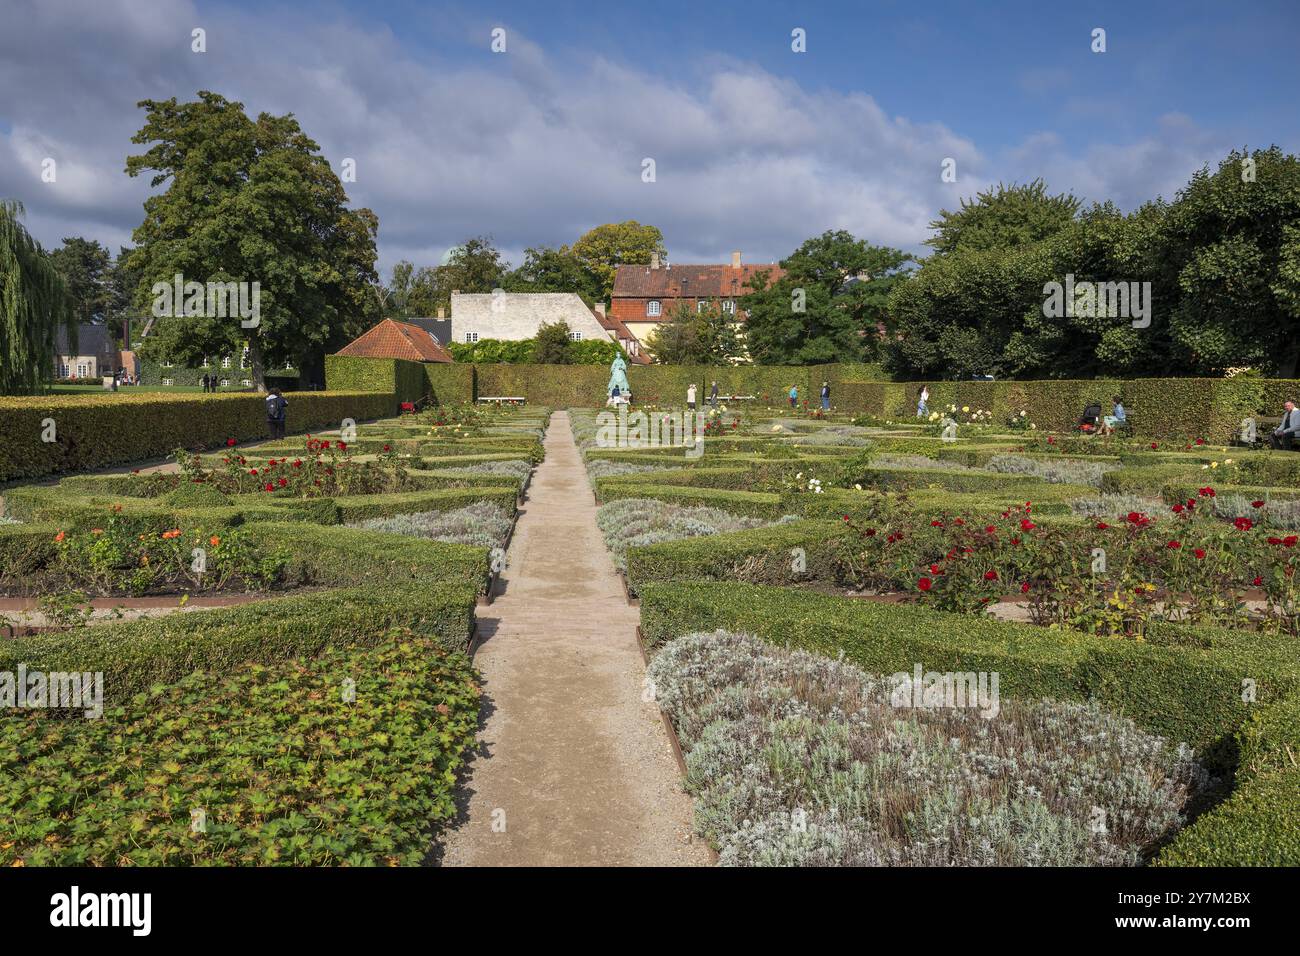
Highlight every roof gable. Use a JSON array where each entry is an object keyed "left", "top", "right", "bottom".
[{"left": 336, "top": 318, "right": 453, "bottom": 363}]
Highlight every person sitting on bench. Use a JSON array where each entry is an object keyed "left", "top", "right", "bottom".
[
  {"left": 1099, "top": 396, "right": 1127, "bottom": 436},
  {"left": 1079, "top": 401, "right": 1102, "bottom": 434},
  {"left": 1272, "top": 400, "right": 1299, "bottom": 449}
]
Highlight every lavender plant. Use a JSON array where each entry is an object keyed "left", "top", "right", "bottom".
[
  {"left": 649, "top": 630, "right": 1209, "bottom": 867},
  {"left": 350, "top": 502, "right": 513, "bottom": 548}
]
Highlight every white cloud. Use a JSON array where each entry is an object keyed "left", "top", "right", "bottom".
[{"left": 0, "top": 0, "right": 1260, "bottom": 278}]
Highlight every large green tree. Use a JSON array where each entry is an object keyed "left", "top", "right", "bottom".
[
  {"left": 125, "top": 91, "right": 379, "bottom": 390},
  {"left": 645, "top": 301, "right": 743, "bottom": 365},
  {"left": 927, "top": 179, "right": 1081, "bottom": 255},
  {"left": 503, "top": 245, "right": 602, "bottom": 303},
  {"left": 50, "top": 237, "right": 112, "bottom": 328},
  {"left": 0, "top": 200, "right": 74, "bottom": 394},
  {"left": 743, "top": 231, "right": 912, "bottom": 365},
  {"left": 429, "top": 236, "right": 506, "bottom": 314},
  {"left": 571, "top": 221, "right": 665, "bottom": 301},
  {"left": 1163, "top": 147, "right": 1300, "bottom": 376}
]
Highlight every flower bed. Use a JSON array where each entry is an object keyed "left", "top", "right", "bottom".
[
  {"left": 651, "top": 630, "right": 1208, "bottom": 866},
  {"left": 0, "top": 629, "right": 479, "bottom": 865}
]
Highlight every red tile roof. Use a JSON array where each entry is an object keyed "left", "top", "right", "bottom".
[
  {"left": 336, "top": 318, "right": 453, "bottom": 363},
  {"left": 611, "top": 262, "right": 785, "bottom": 298},
  {"left": 592, "top": 309, "right": 652, "bottom": 364}
]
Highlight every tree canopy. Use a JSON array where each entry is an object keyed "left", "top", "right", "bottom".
[
  {"left": 0, "top": 200, "right": 74, "bottom": 394},
  {"left": 124, "top": 91, "right": 379, "bottom": 390},
  {"left": 742, "top": 230, "right": 913, "bottom": 365},
  {"left": 888, "top": 148, "right": 1300, "bottom": 379}
]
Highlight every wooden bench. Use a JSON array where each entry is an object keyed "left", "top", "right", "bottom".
[{"left": 476, "top": 396, "right": 526, "bottom": 405}]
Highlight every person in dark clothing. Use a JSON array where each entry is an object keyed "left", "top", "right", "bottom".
[
  {"left": 265, "top": 389, "right": 288, "bottom": 439},
  {"left": 1079, "top": 401, "right": 1102, "bottom": 433},
  {"left": 820, "top": 381, "right": 830, "bottom": 411}
]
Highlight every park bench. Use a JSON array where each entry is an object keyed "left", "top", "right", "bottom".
[{"left": 477, "top": 396, "right": 526, "bottom": 406}]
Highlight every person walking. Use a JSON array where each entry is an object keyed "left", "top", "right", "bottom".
[
  {"left": 686, "top": 383, "right": 697, "bottom": 411},
  {"left": 820, "top": 381, "right": 830, "bottom": 411},
  {"left": 709, "top": 380, "right": 719, "bottom": 407},
  {"left": 788, "top": 384, "right": 798, "bottom": 409},
  {"left": 1272, "top": 400, "right": 1299, "bottom": 450},
  {"left": 917, "top": 386, "right": 930, "bottom": 418},
  {"left": 265, "top": 388, "right": 289, "bottom": 440}
]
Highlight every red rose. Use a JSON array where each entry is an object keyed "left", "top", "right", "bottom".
[
  {"left": 249, "top": 468, "right": 258, "bottom": 476},
  {"left": 1268, "top": 536, "right": 1283, "bottom": 545},
  {"left": 1285, "top": 536, "right": 1299, "bottom": 548},
  {"left": 1252, "top": 500, "right": 1265, "bottom": 508},
  {"left": 931, "top": 520, "right": 944, "bottom": 527},
  {"left": 930, "top": 564, "right": 941, "bottom": 574},
  {"left": 1150, "top": 443, "right": 1158, "bottom": 449},
  {"left": 264, "top": 482, "right": 274, "bottom": 492},
  {"left": 226, "top": 438, "right": 236, "bottom": 447},
  {"left": 1195, "top": 438, "right": 1204, "bottom": 445},
  {"left": 1021, "top": 582, "right": 1031, "bottom": 593},
  {"left": 277, "top": 477, "right": 287, "bottom": 487},
  {"left": 1172, "top": 504, "right": 1184, "bottom": 513},
  {"left": 1020, "top": 519, "right": 1035, "bottom": 531},
  {"left": 984, "top": 525, "right": 996, "bottom": 534},
  {"left": 1234, "top": 517, "right": 1253, "bottom": 531},
  {"left": 383, "top": 444, "right": 391, "bottom": 452},
  {"left": 1096, "top": 522, "right": 1110, "bottom": 530},
  {"left": 917, "top": 577, "right": 932, "bottom": 591},
  {"left": 1253, "top": 576, "right": 1263, "bottom": 586},
  {"left": 1194, "top": 548, "right": 1206, "bottom": 559},
  {"left": 984, "top": 570, "right": 998, "bottom": 581},
  {"left": 338, "top": 441, "right": 347, "bottom": 451},
  {"left": 1167, "top": 540, "right": 1182, "bottom": 549}
]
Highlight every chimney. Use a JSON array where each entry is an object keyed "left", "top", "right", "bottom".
[
  {"left": 731, "top": 250, "right": 742, "bottom": 269},
  {"left": 595, "top": 302, "right": 606, "bottom": 317},
  {"left": 437, "top": 306, "right": 445, "bottom": 319},
  {"left": 650, "top": 252, "right": 660, "bottom": 270}
]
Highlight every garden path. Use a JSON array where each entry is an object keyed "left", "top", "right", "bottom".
[{"left": 438, "top": 410, "right": 708, "bottom": 867}]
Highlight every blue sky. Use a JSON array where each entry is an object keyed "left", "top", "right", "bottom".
[{"left": 2, "top": 0, "right": 1297, "bottom": 274}]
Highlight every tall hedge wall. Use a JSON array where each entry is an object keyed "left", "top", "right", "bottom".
[
  {"left": 0, "top": 391, "right": 392, "bottom": 483},
  {"left": 850, "top": 376, "right": 1300, "bottom": 441}
]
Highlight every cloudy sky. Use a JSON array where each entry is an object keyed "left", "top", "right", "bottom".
[{"left": 2, "top": 0, "right": 1297, "bottom": 277}]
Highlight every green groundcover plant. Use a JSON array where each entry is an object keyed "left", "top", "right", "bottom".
[{"left": 0, "top": 629, "right": 480, "bottom": 866}]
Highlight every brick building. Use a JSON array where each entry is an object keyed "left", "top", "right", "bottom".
[{"left": 608, "top": 251, "right": 785, "bottom": 352}]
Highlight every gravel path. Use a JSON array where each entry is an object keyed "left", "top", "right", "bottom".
[{"left": 438, "top": 411, "right": 709, "bottom": 867}]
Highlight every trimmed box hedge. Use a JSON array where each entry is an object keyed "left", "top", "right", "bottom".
[
  {"left": 332, "top": 487, "right": 519, "bottom": 523},
  {"left": 0, "top": 582, "right": 478, "bottom": 701},
  {"left": 625, "top": 519, "right": 855, "bottom": 594},
  {"left": 0, "top": 391, "right": 393, "bottom": 484},
  {"left": 595, "top": 482, "right": 786, "bottom": 517}
]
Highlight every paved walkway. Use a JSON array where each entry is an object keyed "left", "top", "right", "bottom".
[{"left": 439, "top": 411, "right": 708, "bottom": 867}]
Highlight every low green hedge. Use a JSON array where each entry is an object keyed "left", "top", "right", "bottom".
[
  {"left": 1154, "top": 694, "right": 1300, "bottom": 866},
  {"left": 0, "top": 391, "right": 393, "bottom": 484},
  {"left": 1099, "top": 463, "right": 1204, "bottom": 494},
  {"left": 242, "top": 521, "right": 492, "bottom": 593},
  {"left": 595, "top": 483, "right": 786, "bottom": 518},
  {"left": 625, "top": 519, "right": 855, "bottom": 594},
  {"left": 0, "top": 582, "right": 477, "bottom": 701}
]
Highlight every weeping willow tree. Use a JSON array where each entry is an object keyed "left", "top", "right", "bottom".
[{"left": 0, "top": 199, "right": 74, "bottom": 394}]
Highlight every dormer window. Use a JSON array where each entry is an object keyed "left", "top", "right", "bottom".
[{"left": 646, "top": 300, "right": 661, "bottom": 317}]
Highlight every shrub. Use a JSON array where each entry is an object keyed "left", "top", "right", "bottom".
[
  {"left": 0, "top": 391, "right": 392, "bottom": 483},
  {"left": 637, "top": 581, "right": 1300, "bottom": 758},
  {"left": 595, "top": 497, "right": 782, "bottom": 570},
  {"left": 650, "top": 630, "right": 1207, "bottom": 866},
  {"left": 352, "top": 502, "right": 513, "bottom": 548},
  {"left": 987, "top": 453, "right": 1117, "bottom": 488}
]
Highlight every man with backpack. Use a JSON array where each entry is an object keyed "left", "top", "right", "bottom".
[{"left": 265, "top": 389, "right": 288, "bottom": 440}]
